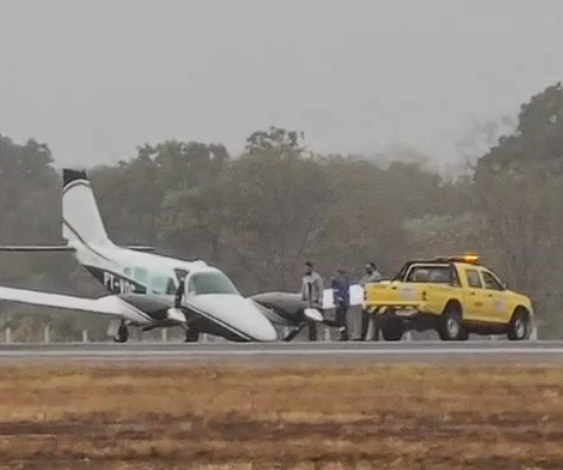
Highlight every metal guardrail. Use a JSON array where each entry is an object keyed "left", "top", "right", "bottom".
[{"left": 0, "top": 323, "right": 540, "bottom": 344}]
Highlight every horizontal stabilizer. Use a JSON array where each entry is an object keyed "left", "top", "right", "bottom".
[{"left": 0, "top": 245, "right": 75, "bottom": 252}]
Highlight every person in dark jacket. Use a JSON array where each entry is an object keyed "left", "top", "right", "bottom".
[
  {"left": 174, "top": 274, "right": 186, "bottom": 309},
  {"left": 331, "top": 268, "right": 350, "bottom": 341}
]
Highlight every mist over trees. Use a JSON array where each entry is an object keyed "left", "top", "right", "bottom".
[{"left": 1, "top": 82, "right": 562, "bottom": 340}]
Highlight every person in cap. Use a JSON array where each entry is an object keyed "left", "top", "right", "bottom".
[{"left": 357, "top": 262, "right": 382, "bottom": 340}]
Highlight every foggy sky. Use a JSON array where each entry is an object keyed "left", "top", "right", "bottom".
[{"left": 1, "top": 0, "right": 562, "bottom": 168}]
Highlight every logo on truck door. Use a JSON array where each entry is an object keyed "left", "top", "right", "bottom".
[{"left": 398, "top": 286, "right": 417, "bottom": 299}]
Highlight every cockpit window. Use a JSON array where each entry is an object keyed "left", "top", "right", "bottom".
[{"left": 187, "top": 271, "right": 240, "bottom": 295}]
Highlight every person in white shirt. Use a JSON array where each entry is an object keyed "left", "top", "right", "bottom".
[{"left": 301, "top": 261, "right": 324, "bottom": 340}]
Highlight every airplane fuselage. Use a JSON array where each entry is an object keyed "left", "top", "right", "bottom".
[
  {"left": 70, "top": 240, "right": 192, "bottom": 295},
  {"left": 2, "top": 167, "right": 356, "bottom": 343},
  {"left": 66, "top": 241, "right": 278, "bottom": 341}
]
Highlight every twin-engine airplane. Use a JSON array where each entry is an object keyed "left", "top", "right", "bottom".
[{"left": 0, "top": 169, "right": 363, "bottom": 342}]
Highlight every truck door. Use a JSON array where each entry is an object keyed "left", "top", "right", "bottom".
[
  {"left": 480, "top": 269, "right": 509, "bottom": 323},
  {"left": 463, "top": 267, "right": 486, "bottom": 322}
]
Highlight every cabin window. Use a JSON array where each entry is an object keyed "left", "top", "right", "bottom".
[
  {"left": 405, "top": 265, "right": 457, "bottom": 284},
  {"left": 133, "top": 267, "right": 148, "bottom": 284},
  {"left": 150, "top": 276, "right": 167, "bottom": 294},
  {"left": 166, "top": 278, "right": 177, "bottom": 295},
  {"left": 150, "top": 276, "right": 178, "bottom": 295}
]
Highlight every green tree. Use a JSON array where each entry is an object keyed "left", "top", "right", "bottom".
[{"left": 472, "top": 83, "right": 563, "bottom": 336}]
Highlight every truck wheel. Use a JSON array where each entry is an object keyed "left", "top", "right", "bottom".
[
  {"left": 381, "top": 319, "right": 404, "bottom": 341},
  {"left": 438, "top": 304, "right": 467, "bottom": 341},
  {"left": 507, "top": 309, "right": 530, "bottom": 340}
]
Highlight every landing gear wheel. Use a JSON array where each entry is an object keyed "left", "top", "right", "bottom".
[
  {"left": 184, "top": 327, "right": 200, "bottom": 343},
  {"left": 507, "top": 310, "right": 530, "bottom": 340},
  {"left": 381, "top": 318, "right": 404, "bottom": 341},
  {"left": 114, "top": 321, "right": 129, "bottom": 343},
  {"left": 438, "top": 304, "right": 467, "bottom": 340},
  {"left": 284, "top": 322, "right": 306, "bottom": 341}
]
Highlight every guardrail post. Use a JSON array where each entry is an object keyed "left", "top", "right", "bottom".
[
  {"left": 202, "top": 333, "right": 208, "bottom": 343},
  {"left": 530, "top": 324, "right": 538, "bottom": 341},
  {"left": 44, "top": 324, "right": 50, "bottom": 343},
  {"left": 404, "top": 331, "right": 413, "bottom": 342},
  {"left": 5, "top": 327, "right": 11, "bottom": 343},
  {"left": 161, "top": 328, "right": 168, "bottom": 342},
  {"left": 323, "top": 325, "right": 330, "bottom": 341},
  {"left": 82, "top": 330, "right": 88, "bottom": 343}
]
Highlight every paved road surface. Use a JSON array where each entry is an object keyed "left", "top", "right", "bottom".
[{"left": 1, "top": 341, "right": 563, "bottom": 364}]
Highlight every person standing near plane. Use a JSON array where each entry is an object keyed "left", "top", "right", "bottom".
[
  {"left": 301, "top": 261, "right": 324, "bottom": 341},
  {"left": 331, "top": 268, "right": 350, "bottom": 341},
  {"left": 174, "top": 274, "right": 186, "bottom": 309},
  {"left": 358, "top": 262, "right": 382, "bottom": 340}
]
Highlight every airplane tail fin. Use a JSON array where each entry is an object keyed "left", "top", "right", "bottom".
[
  {"left": 0, "top": 169, "right": 155, "bottom": 253},
  {"left": 62, "top": 169, "right": 114, "bottom": 248}
]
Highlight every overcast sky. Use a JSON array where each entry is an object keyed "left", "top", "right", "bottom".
[{"left": 1, "top": 0, "right": 562, "bottom": 167}]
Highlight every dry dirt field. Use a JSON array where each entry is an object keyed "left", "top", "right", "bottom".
[{"left": 1, "top": 363, "right": 562, "bottom": 470}]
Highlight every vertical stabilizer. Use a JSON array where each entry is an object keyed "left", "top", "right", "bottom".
[{"left": 62, "top": 169, "right": 113, "bottom": 247}]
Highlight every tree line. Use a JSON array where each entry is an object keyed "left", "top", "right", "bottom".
[{"left": 1, "top": 82, "right": 562, "bottom": 341}]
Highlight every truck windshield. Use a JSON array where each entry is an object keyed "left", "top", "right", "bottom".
[
  {"left": 405, "top": 265, "right": 457, "bottom": 284},
  {"left": 188, "top": 271, "right": 240, "bottom": 295}
]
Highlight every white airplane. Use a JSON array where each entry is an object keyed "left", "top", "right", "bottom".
[
  {"left": 0, "top": 169, "right": 366, "bottom": 342},
  {"left": 0, "top": 169, "right": 278, "bottom": 342}
]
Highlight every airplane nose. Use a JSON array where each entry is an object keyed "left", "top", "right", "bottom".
[
  {"left": 188, "top": 294, "right": 278, "bottom": 341},
  {"left": 248, "top": 311, "right": 278, "bottom": 342}
]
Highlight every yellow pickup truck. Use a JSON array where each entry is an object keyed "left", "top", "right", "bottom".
[{"left": 363, "top": 254, "right": 534, "bottom": 341}]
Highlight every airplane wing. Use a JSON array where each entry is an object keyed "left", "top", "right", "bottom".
[
  {"left": 252, "top": 284, "right": 365, "bottom": 325},
  {"left": 0, "top": 246, "right": 75, "bottom": 252},
  {"left": 0, "top": 245, "right": 154, "bottom": 252},
  {"left": 0, "top": 286, "right": 126, "bottom": 317}
]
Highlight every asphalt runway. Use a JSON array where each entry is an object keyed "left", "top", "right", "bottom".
[{"left": 2, "top": 340, "right": 563, "bottom": 364}]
